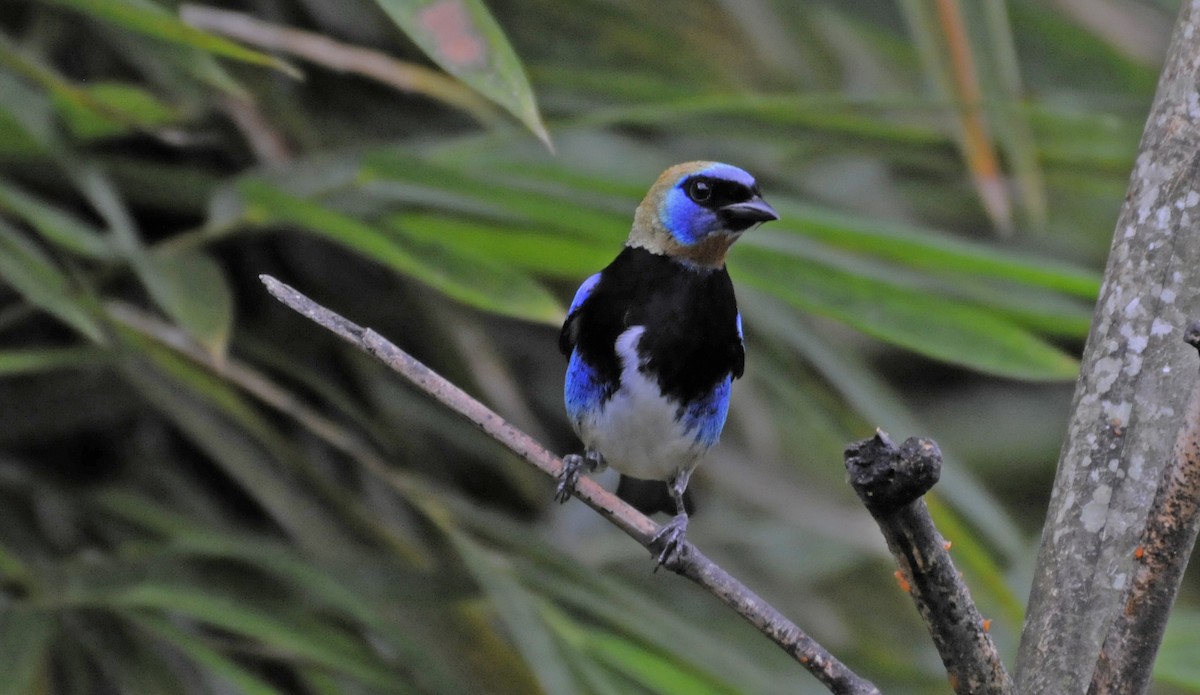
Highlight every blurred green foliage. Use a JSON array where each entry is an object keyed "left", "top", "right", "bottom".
[{"left": 0, "top": 0, "right": 1195, "bottom": 693}]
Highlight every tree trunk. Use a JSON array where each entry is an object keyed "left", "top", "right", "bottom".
[{"left": 1016, "top": 2, "right": 1200, "bottom": 692}]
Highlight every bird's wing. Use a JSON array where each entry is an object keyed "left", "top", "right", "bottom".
[
  {"left": 559, "top": 272, "right": 601, "bottom": 356},
  {"left": 733, "top": 311, "right": 745, "bottom": 379}
]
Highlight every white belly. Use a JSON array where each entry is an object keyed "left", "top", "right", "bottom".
[{"left": 577, "top": 327, "right": 706, "bottom": 481}]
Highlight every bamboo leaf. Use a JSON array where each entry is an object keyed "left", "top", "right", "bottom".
[
  {"left": 55, "top": 82, "right": 181, "bottom": 140},
  {"left": 388, "top": 213, "right": 614, "bottom": 278},
  {"left": 0, "top": 220, "right": 104, "bottom": 341},
  {"left": 116, "top": 338, "right": 358, "bottom": 555},
  {"left": 737, "top": 245, "right": 1078, "bottom": 380},
  {"left": 585, "top": 630, "right": 737, "bottom": 695},
  {"left": 104, "top": 584, "right": 411, "bottom": 692},
  {"left": 238, "top": 179, "right": 563, "bottom": 324},
  {"left": 773, "top": 202, "right": 1099, "bottom": 298},
  {"left": 141, "top": 250, "right": 235, "bottom": 359},
  {"left": 0, "top": 72, "right": 59, "bottom": 155},
  {"left": 0, "top": 178, "right": 114, "bottom": 260},
  {"left": 0, "top": 347, "right": 107, "bottom": 375},
  {"left": 445, "top": 529, "right": 581, "bottom": 695},
  {"left": 369, "top": 0, "right": 550, "bottom": 146},
  {"left": 75, "top": 167, "right": 233, "bottom": 356},
  {"left": 127, "top": 614, "right": 283, "bottom": 695},
  {"left": 43, "top": 0, "right": 300, "bottom": 78}
]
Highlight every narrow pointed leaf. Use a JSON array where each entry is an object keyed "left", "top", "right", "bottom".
[
  {"left": 446, "top": 529, "right": 581, "bottom": 695},
  {"left": 141, "top": 250, "right": 235, "bottom": 358},
  {"left": 127, "top": 614, "right": 282, "bottom": 695},
  {"left": 369, "top": 0, "right": 550, "bottom": 146},
  {"left": 0, "top": 178, "right": 114, "bottom": 260},
  {"left": 103, "top": 585, "right": 409, "bottom": 692},
  {"left": 43, "top": 0, "right": 300, "bottom": 78},
  {"left": 737, "top": 245, "right": 1078, "bottom": 380},
  {"left": 774, "top": 203, "right": 1099, "bottom": 297},
  {"left": 55, "top": 82, "right": 181, "bottom": 140},
  {"left": 0, "top": 347, "right": 107, "bottom": 375},
  {"left": 239, "top": 179, "right": 563, "bottom": 323},
  {"left": 0, "top": 220, "right": 104, "bottom": 341}
]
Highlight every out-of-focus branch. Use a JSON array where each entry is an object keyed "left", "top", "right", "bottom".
[
  {"left": 259, "top": 274, "right": 882, "bottom": 695},
  {"left": 1017, "top": 2, "right": 1200, "bottom": 691},
  {"left": 180, "top": 4, "right": 501, "bottom": 126},
  {"left": 1088, "top": 322, "right": 1200, "bottom": 695},
  {"left": 845, "top": 431, "right": 1014, "bottom": 695}
]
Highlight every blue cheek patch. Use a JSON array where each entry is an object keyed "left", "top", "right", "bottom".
[
  {"left": 569, "top": 273, "right": 601, "bottom": 315},
  {"left": 680, "top": 375, "right": 732, "bottom": 448},
  {"left": 660, "top": 186, "right": 717, "bottom": 246},
  {"left": 564, "top": 352, "right": 610, "bottom": 427}
]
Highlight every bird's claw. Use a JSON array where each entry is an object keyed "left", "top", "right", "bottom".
[
  {"left": 555, "top": 451, "right": 603, "bottom": 503},
  {"left": 555, "top": 454, "right": 584, "bottom": 503},
  {"left": 650, "top": 513, "right": 689, "bottom": 571}
]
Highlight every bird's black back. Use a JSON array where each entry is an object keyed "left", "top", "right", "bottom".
[{"left": 559, "top": 246, "right": 744, "bottom": 404}]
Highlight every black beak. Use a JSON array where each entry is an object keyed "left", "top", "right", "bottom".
[{"left": 719, "top": 197, "right": 779, "bottom": 231}]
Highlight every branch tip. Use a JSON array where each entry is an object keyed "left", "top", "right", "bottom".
[{"left": 845, "top": 430, "right": 941, "bottom": 516}]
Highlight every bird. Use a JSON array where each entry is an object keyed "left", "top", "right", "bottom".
[{"left": 556, "top": 161, "right": 778, "bottom": 567}]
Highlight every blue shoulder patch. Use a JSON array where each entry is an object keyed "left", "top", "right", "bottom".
[
  {"left": 569, "top": 273, "right": 601, "bottom": 315},
  {"left": 736, "top": 311, "right": 744, "bottom": 342},
  {"left": 564, "top": 351, "right": 610, "bottom": 429},
  {"left": 681, "top": 375, "right": 732, "bottom": 449}
]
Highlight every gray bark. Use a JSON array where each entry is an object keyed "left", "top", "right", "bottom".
[{"left": 1016, "top": 2, "right": 1200, "bottom": 692}]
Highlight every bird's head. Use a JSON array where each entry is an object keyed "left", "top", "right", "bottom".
[{"left": 627, "top": 161, "right": 778, "bottom": 268}]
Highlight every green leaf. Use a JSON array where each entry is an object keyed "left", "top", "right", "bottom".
[
  {"left": 747, "top": 227, "right": 1092, "bottom": 337},
  {"left": 388, "top": 213, "right": 614, "bottom": 278},
  {"left": 115, "top": 338, "right": 359, "bottom": 556},
  {"left": 127, "top": 614, "right": 282, "bottom": 695},
  {"left": 585, "top": 630, "right": 736, "bottom": 695},
  {"left": 0, "top": 606, "right": 56, "bottom": 695},
  {"left": 446, "top": 529, "right": 581, "bottom": 695},
  {"left": 103, "top": 584, "right": 410, "bottom": 692},
  {"left": 141, "top": 250, "right": 235, "bottom": 358},
  {"left": 451, "top": 500, "right": 796, "bottom": 695},
  {"left": 736, "top": 245, "right": 1079, "bottom": 380},
  {"left": 0, "top": 220, "right": 104, "bottom": 341},
  {"left": 0, "top": 72, "right": 58, "bottom": 156},
  {"left": 0, "top": 347, "right": 107, "bottom": 376},
  {"left": 359, "top": 154, "right": 629, "bottom": 240},
  {"left": 0, "top": 177, "right": 115, "bottom": 260},
  {"left": 75, "top": 167, "right": 233, "bottom": 356},
  {"left": 238, "top": 179, "right": 563, "bottom": 324},
  {"left": 43, "top": 0, "right": 300, "bottom": 78},
  {"left": 774, "top": 202, "right": 1100, "bottom": 298},
  {"left": 744, "top": 292, "right": 1028, "bottom": 562},
  {"left": 55, "top": 82, "right": 180, "bottom": 140},
  {"left": 369, "top": 0, "right": 550, "bottom": 146}
]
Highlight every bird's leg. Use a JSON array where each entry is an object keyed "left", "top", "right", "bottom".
[
  {"left": 650, "top": 469, "right": 692, "bottom": 570},
  {"left": 555, "top": 449, "right": 605, "bottom": 503}
]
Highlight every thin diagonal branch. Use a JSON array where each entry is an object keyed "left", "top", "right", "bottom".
[
  {"left": 260, "top": 274, "right": 881, "bottom": 695},
  {"left": 1088, "top": 322, "right": 1200, "bottom": 695},
  {"left": 845, "top": 430, "right": 1013, "bottom": 695}
]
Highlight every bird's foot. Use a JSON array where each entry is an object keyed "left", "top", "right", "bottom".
[
  {"left": 555, "top": 451, "right": 603, "bottom": 503},
  {"left": 650, "top": 513, "right": 689, "bottom": 571}
]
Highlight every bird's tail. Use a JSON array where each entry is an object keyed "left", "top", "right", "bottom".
[{"left": 615, "top": 475, "right": 696, "bottom": 517}]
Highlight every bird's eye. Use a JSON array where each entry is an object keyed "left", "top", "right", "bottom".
[{"left": 687, "top": 178, "right": 712, "bottom": 203}]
